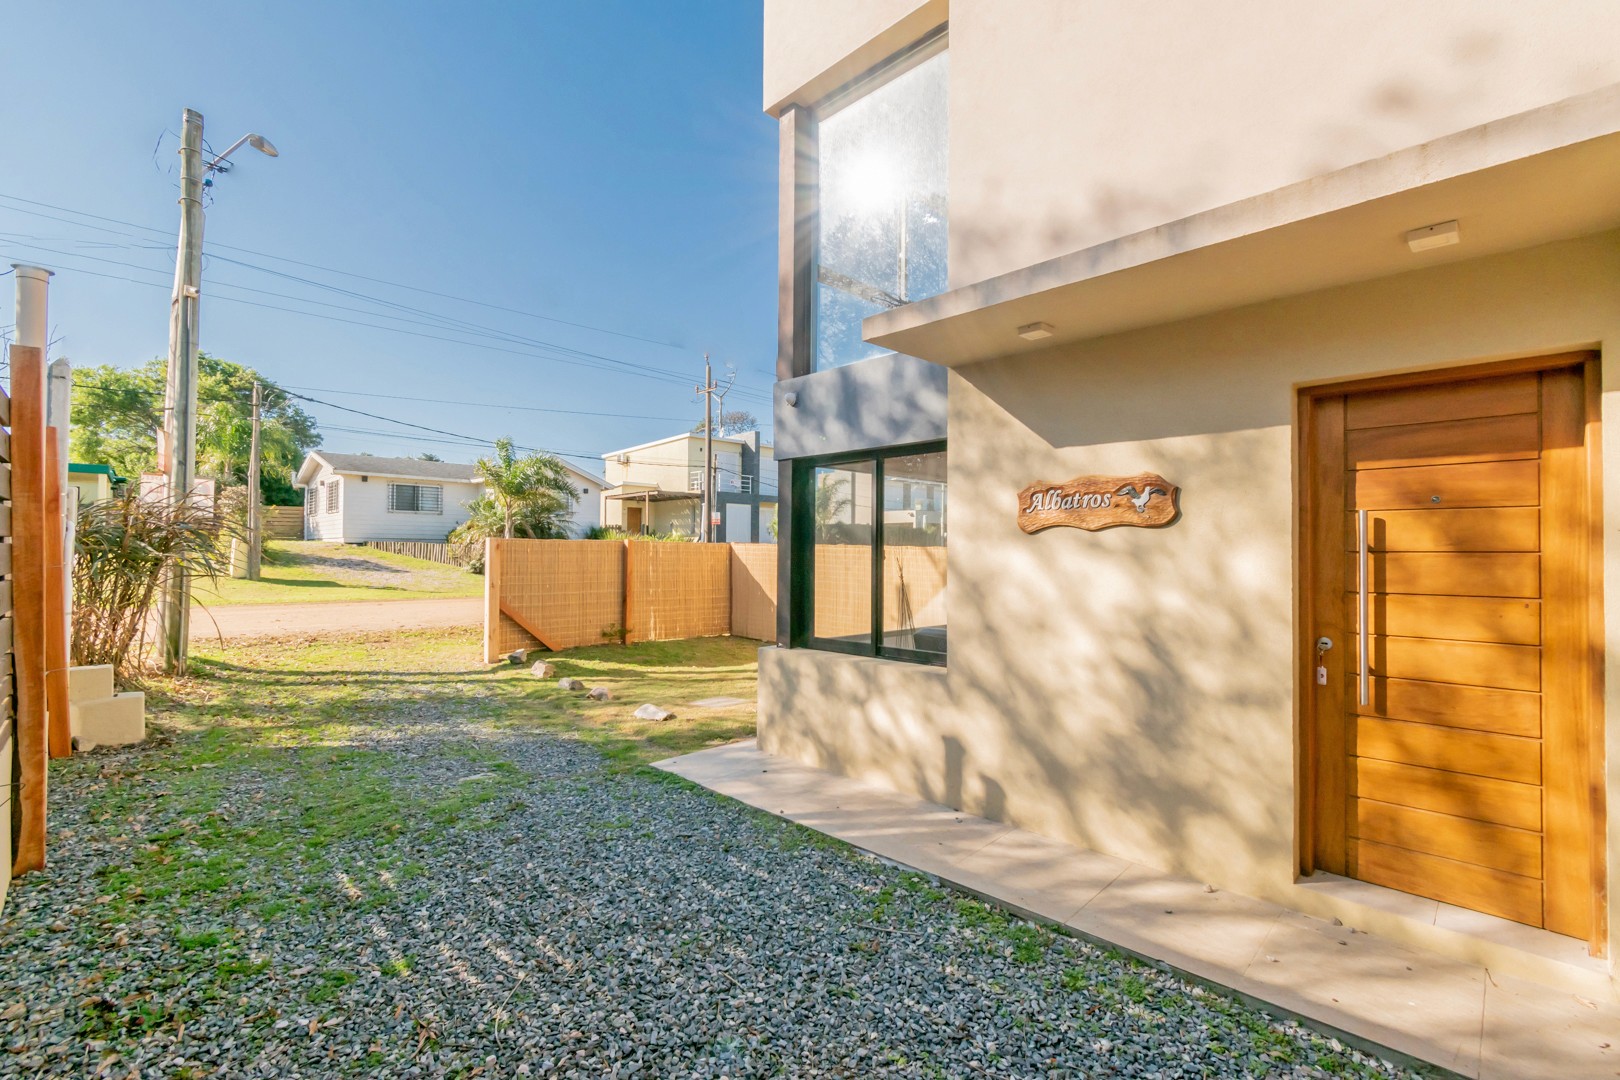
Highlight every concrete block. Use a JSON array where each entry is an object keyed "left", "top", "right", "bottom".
[
  {"left": 69, "top": 691, "right": 145, "bottom": 751},
  {"left": 68, "top": 665, "right": 115, "bottom": 704}
]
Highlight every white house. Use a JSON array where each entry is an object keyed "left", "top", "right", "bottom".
[{"left": 294, "top": 452, "right": 604, "bottom": 542}]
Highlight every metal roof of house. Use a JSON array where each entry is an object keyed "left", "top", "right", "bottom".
[
  {"left": 301, "top": 452, "right": 482, "bottom": 484},
  {"left": 296, "top": 451, "right": 605, "bottom": 490}
]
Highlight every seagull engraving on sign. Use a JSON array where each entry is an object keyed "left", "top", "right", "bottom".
[{"left": 1017, "top": 472, "right": 1180, "bottom": 533}]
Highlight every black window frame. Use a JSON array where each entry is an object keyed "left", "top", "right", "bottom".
[{"left": 791, "top": 439, "right": 946, "bottom": 666}]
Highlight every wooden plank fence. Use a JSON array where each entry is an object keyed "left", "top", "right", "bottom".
[
  {"left": 0, "top": 355, "right": 12, "bottom": 900},
  {"left": 368, "top": 539, "right": 460, "bottom": 566},
  {"left": 263, "top": 505, "right": 304, "bottom": 540},
  {"left": 484, "top": 539, "right": 782, "bottom": 662}
]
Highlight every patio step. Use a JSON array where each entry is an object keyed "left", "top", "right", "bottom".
[{"left": 69, "top": 691, "right": 145, "bottom": 751}]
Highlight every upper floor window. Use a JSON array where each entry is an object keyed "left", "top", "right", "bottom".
[
  {"left": 814, "top": 41, "right": 948, "bottom": 370},
  {"left": 388, "top": 482, "right": 443, "bottom": 514}
]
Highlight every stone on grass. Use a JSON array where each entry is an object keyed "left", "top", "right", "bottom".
[
  {"left": 633, "top": 703, "right": 674, "bottom": 722},
  {"left": 558, "top": 677, "right": 586, "bottom": 691},
  {"left": 586, "top": 687, "right": 611, "bottom": 701},
  {"left": 506, "top": 650, "right": 526, "bottom": 666},
  {"left": 529, "top": 661, "right": 555, "bottom": 678}
]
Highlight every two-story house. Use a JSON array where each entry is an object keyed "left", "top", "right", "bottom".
[
  {"left": 600, "top": 430, "right": 777, "bottom": 542},
  {"left": 758, "top": 0, "right": 1620, "bottom": 983}
]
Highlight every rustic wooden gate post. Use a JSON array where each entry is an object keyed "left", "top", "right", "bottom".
[
  {"left": 10, "top": 345, "right": 48, "bottom": 874},
  {"left": 44, "top": 429, "right": 69, "bottom": 759}
]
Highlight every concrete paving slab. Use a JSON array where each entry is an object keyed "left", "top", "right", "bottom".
[
  {"left": 1479, "top": 972, "right": 1620, "bottom": 1080},
  {"left": 1240, "top": 911, "right": 1485, "bottom": 1076},
  {"left": 1073, "top": 862, "right": 1286, "bottom": 982},
  {"left": 952, "top": 827, "right": 1133, "bottom": 924},
  {"left": 654, "top": 739, "right": 1618, "bottom": 1079}
]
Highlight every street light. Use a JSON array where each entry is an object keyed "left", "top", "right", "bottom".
[
  {"left": 158, "top": 110, "right": 279, "bottom": 674},
  {"left": 205, "top": 133, "right": 280, "bottom": 173}
]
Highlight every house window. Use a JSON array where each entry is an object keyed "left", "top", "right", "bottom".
[
  {"left": 388, "top": 483, "right": 444, "bottom": 514},
  {"left": 813, "top": 39, "right": 948, "bottom": 370},
  {"left": 325, "top": 478, "right": 341, "bottom": 514},
  {"left": 794, "top": 442, "right": 946, "bottom": 663},
  {"left": 304, "top": 486, "right": 315, "bottom": 518}
]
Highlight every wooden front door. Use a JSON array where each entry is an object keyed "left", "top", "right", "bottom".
[{"left": 1305, "top": 358, "right": 1602, "bottom": 946}]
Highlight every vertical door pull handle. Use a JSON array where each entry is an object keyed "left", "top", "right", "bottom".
[{"left": 1357, "top": 508, "right": 1369, "bottom": 707}]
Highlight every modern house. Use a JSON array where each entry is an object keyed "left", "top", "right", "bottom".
[
  {"left": 600, "top": 430, "right": 777, "bottom": 542},
  {"left": 758, "top": 0, "right": 1620, "bottom": 992},
  {"left": 295, "top": 451, "right": 604, "bottom": 542}
]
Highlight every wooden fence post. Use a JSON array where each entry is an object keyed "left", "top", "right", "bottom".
[
  {"left": 44, "top": 428, "right": 68, "bottom": 758},
  {"left": 483, "top": 537, "right": 501, "bottom": 663},
  {"left": 10, "top": 345, "right": 47, "bottom": 874}
]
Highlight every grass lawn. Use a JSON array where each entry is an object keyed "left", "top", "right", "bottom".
[
  {"left": 191, "top": 540, "right": 482, "bottom": 606},
  {"left": 158, "top": 627, "right": 758, "bottom": 768}
]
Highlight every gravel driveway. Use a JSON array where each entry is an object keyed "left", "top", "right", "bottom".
[{"left": 1, "top": 711, "right": 1415, "bottom": 1077}]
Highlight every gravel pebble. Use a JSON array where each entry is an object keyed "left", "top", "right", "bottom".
[{"left": 0, "top": 705, "right": 1418, "bottom": 1078}]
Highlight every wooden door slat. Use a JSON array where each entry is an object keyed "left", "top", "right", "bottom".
[
  {"left": 1347, "top": 552, "right": 1539, "bottom": 597},
  {"left": 1353, "top": 757, "right": 1541, "bottom": 830},
  {"left": 1349, "top": 459, "right": 1538, "bottom": 511},
  {"left": 1351, "top": 715, "right": 1541, "bottom": 785},
  {"left": 1353, "top": 839, "right": 1542, "bottom": 926},
  {"left": 1346, "top": 507, "right": 1540, "bottom": 552},
  {"left": 1352, "top": 634, "right": 1539, "bottom": 692},
  {"left": 1354, "top": 594, "right": 1539, "bottom": 645},
  {"left": 1349, "top": 676, "right": 1540, "bottom": 738},
  {"left": 1343, "top": 373, "right": 1538, "bottom": 430},
  {"left": 1345, "top": 412, "right": 1540, "bottom": 470},
  {"left": 1352, "top": 798, "right": 1541, "bottom": 877}
]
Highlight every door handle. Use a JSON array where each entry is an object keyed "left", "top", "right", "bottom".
[{"left": 1357, "top": 508, "right": 1369, "bottom": 707}]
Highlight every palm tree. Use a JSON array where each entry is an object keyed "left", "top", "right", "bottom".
[{"left": 474, "top": 437, "right": 579, "bottom": 539}]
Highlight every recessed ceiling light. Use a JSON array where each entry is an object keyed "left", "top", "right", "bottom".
[
  {"left": 1406, "top": 220, "right": 1460, "bottom": 252},
  {"left": 1017, "top": 321, "right": 1054, "bottom": 341}
]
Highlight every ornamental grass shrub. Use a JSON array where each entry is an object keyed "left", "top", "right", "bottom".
[{"left": 72, "top": 491, "right": 236, "bottom": 682}]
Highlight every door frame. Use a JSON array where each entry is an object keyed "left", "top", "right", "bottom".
[{"left": 1295, "top": 350, "right": 1607, "bottom": 956}]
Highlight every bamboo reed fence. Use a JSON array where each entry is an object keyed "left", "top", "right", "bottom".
[
  {"left": 729, "top": 544, "right": 778, "bottom": 643},
  {"left": 484, "top": 539, "right": 784, "bottom": 662}
]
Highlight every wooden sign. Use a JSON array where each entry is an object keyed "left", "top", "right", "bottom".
[{"left": 1017, "top": 472, "right": 1179, "bottom": 533}]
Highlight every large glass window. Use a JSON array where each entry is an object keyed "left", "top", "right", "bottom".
[
  {"left": 799, "top": 444, "right": 946, "bottom": 664},
  {"left": 814, "top": 44, "right": 948, "bottom": 370}
]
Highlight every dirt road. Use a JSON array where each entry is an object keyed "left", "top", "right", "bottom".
[{"left": 190, "top": 596, "right": 482, "bottom": 641}]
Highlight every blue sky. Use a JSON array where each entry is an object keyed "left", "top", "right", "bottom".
[{"left": 0, "top": 1, "right": 776, "bottom": 476}]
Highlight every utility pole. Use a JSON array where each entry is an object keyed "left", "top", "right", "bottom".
[
  {"left": 159, "top": 108, "right": 206, "bottom": 674},
  {"left": 695, "top": 355, "right": 714, "bottom": 542},
  {"left": 246, "top": 381, "right": 262, "bottom": 580}
]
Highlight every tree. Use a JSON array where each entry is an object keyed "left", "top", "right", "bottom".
[
  {"left": 692, "top": 409, "right": 759, "bottom": 437},
  {"left": 70, "top": 353, "right": 321, "bottom": 505},
  {"left": 472, "top": 437, "right": 578, "bottom": 540},
  {"left": 416, "top": 452, "right": 443, "bottom": 462}
]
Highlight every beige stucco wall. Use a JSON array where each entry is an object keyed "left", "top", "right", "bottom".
[
  {"left": 760, "top": 229, "right": 1620, "bottom": 959},
  {"left": 761, "top": 0, "right": 1620, "bottom": 285},
  {"left": 763, "top": 0, "right": 944, "bottom": 112}
]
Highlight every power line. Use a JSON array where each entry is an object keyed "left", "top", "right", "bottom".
[
  {"left": 0, "top": 191, "right": 698, "bottom": 352},
  {"left": 7, "top": 242, "right": 774, "bottom": 406}
]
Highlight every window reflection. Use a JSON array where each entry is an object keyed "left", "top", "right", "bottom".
[
  {"left": 811, "top": 460, "right": 875, "bottom": 646},
  {"left": 814, "top": 48, "right": 949, "bottom": 370},
  {"left": 882, "top": 451, "right": 946, "bottom": 658}
]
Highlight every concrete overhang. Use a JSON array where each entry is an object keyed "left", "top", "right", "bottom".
[{"left": 864, "top": 84, "right": 1620, "bottom": 368}]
